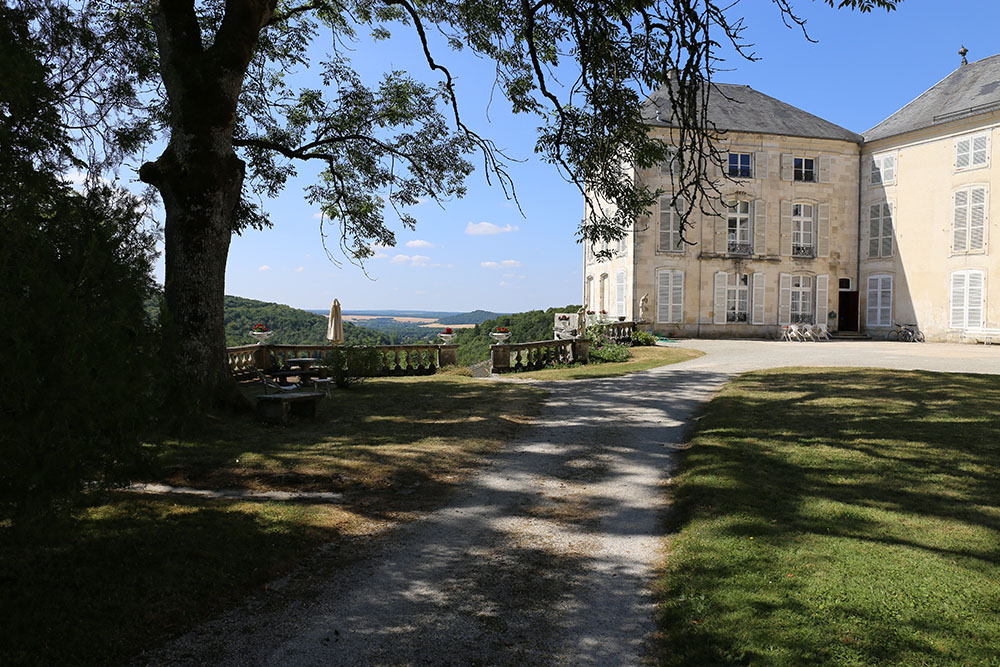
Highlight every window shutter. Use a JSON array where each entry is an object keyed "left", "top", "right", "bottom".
[
  {"left": 658, "top": 200, "right": 672, "bottom": 251},
  {"left": 779, "top": 201, "right": 793, "bottom": 256},
  {"left": 970, "top": 186, "right": 986, "bottom": 250},
  {"left": 751, "top": 272, "right": 766, "bottom": 325},
  {"left": 778, "top": 273, "right": 792, "bottom": 325},
  {"left": 950, "top": 272, "right": 968, "bottom": 328},
  {"left": 714, "top": 272, "right": 728, "bottom": 325},
  {"left": 869, "top": 204, "right": 881, "bottom": 258},
  {"left": 868, "top": 157, "right": 880, "bottom": 185},
  {"left": 755, "top": 152, "right": 769, "bottom": 179},
  {"left": 715, "top": 214, "right": 727, "bottom": 253},
  {"left": 657, "top": 270, "right": 671, "bottom": 323},
  {"left": 867, "top": 276, "right": 881, "bottom": 327},
  {"left": 968, "top": 271, "right": 985, "bottom": 328},
  {"left": 780, "top": 154, "right": 793, "bottom": 181},
  {"left": 973, "top": 134, "right": 990, "bottom": 166},
  {"left": 956, "top": 137, "right": 971, "bottom": 169},
  {"left": 818, "top": 156, "right": 833, "bottom": 183},
  {"left": 953, "top": 189, "right": 969, "bottom": 252},
  {"left": 815, "top": 275, "right": 829, "bottom": 326},
  {"left": 671, "top": 271, "right": 684, "bottom": 323},
  {"left": 878, "top": 276, "right": 893, "bottom": 325},
  {"left": 816, "top": 203, "right": 831, "bottom": 257},
  {"left": 616, "top": 270, "right": 626, "bottom": 317},
  {"left": 753, "top": 199, "right": 767, "bottom": 255},
  {"left": 883, "top": 203, "right": 894, "bottom": 257},
  {"left": 883, "top": 155, "right": 896, "bottom": 183}
]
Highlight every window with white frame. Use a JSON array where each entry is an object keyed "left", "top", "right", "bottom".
[
  {"left": 727, "top": 201, "right": 752, "bottom": 254},
  {"left": 869, "top": 202, "right": 894, "bottom": 258},
  {"left": 792, "top": 203, "right": 815, "bottom": 257},
  {"left": 955, "top": 132, "right": 990, "bottom": 171},
  {"left": 793, "top": 157, "right": 815, "bottom": 182},
  {"left": 870, "top": 154, "right": 896, "bottom": 185},
  {"left": 950, "top": 270, "right": 985, "bottom": 329},
  {"left": 615, "top": 270, "right": 626, "bottom": 317},
  {"left": 659, "top": 147, "right": 679, "bottom": 176},
  {"left": 585, "top": 276, "right": 594, "bottom": 310},
  {"left": 657, "top": 269, "right": 684, "bottom": 323},
  {"left": 728, "top": 152, "right": 752, "bottom": 178},
  {"left": 659, "top": 196, "right": 683, "bottom": 252},
  {"left": 866, "top": 274, "right": 893, "bottom": 327},
  {"left": 726, "top": 273, "right": 751, "bottom": 322},
  {"left": 790, "top": 275, "right": 814, "bottom": 323},
  {"left": 953, "top": 185, "right": 987, "bottom": 253}
]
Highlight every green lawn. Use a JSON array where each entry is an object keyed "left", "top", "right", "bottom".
[
  {"left": 655, "top": 368, "right": 1000, "bottom": 666},
  {"left": 0, "top": 376, "right": 545, "bottom": 666},
  {"left": 514, "top": 345, "right": 703, "bottom": 380}
]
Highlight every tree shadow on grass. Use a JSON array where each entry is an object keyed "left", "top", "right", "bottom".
[{"left": 656, "top": 368, "right": 1000, "bottom": 666}]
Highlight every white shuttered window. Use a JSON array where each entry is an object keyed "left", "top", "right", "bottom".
[
  {"left": 951, "top": 270, "right": 985, "bottom": 329},
  {"left": 659, "top": 196, "right": 684, "bottom": 252},
  {"left": 866, "top": 275, "right": 893, "bottom": 327},
  {"left": 869, "top": 203, "right": 894, "bottom": 258},
  {"left": 615, "top": 270, "right": 626, "bottom": 318},
  {"left": 955, "top": 133, "right": 990, "bottom": 171},
  {"left": 656, "top": 269, "right": 684, "bottom": 323},
  {"left": 953, "top": 185, "right": 988, "bottom": 253}
]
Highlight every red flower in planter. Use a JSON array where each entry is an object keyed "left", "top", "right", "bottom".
[
  {"left": 252, "top": 323, "right": 269, "bottom": 332},
  {"left": 444, "top": 327, "right": 453, "bottom": 334},
  {"left": 494, "top": 326, "right": 510, "bottom": 334}
]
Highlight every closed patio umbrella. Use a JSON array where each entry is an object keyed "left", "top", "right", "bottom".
[{"left": 327, "top": 299, "right": 344, "bottom": 344}]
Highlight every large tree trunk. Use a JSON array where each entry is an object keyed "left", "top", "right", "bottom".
[
  {"left": 141, "top": 147, "right": 245, "bottom": 410},
  {"left": 140, "top": 0, "right": 275, "bottom": 411}
]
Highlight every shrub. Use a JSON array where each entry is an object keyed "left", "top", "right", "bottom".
[
  {"left": 631, "top": 330, "right": 657, "bottom": 346},
  {"left": 586, "top": 323, "right": 632, "bottom": 363},
  {"left": 590, "top": 341, "right": 631, "bottom": 363},
  {"left": 321, "top": 347, "right": 383, "bottom": 388}
]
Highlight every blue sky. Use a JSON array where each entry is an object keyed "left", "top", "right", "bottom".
[{"left": 151, "top": 0, "right": 1000, "bottom": 312}]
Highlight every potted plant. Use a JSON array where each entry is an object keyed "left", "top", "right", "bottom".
[
  {"left": 250, "top": 323, "right": 273, "bottom": 344},
  {"left": 599, "top": 309, "right": 609, "bottom": 323},
  {"left": 490, "top": 326, "right": 511, "bottom": 343},
  {"left": 439, "top": 327, "right": 455, "bottom": 343}
]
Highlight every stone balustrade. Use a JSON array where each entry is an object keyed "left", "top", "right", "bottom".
[
  {"left": 490, "top": 338, "right": 591, "bottom": 373},
  {"left": 602, "top": 321, "right": 636, "bottom": 345},
  {"left": 226, "top": 343, "right": 457, "bottom": 377}
]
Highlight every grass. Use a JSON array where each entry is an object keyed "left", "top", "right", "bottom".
[
  {"left": 655, "top": 368, "right": 1000, "bottom": 666},
  {"left": 0, "top": 375, "right": 545, "bottom": 666},
  {"left": 514, "top": 345, "right": 703, "bottom": 380}
]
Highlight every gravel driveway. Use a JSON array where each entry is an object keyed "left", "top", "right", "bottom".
[{"left": 137, "top": 340, "right": 1000, "bottom": 666}]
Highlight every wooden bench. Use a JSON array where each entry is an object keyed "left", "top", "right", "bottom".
[
  {"left": 959, "top": 328, "right": 1000, "bottom": 345},
  {"left": 256, "top": 392, "right": 323, "bottom": 423}
]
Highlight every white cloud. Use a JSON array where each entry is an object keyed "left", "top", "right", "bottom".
[
  {"left": 482, "top": 259, "right": 522, "bottom": 269},
  {"left": 372, "top": 251, "right": 390, "bottom": 260},
  {"left": 258, "top": 265, "right": 271, "bottom": 272},
  {"left": 391, "top": 254, "right": 431, "bottom": 266},
  {"left": 312, "top": 211, "right": 324, "bottom": 220},
  {"left": 465, "top": 222, "right": 519, "bottom": 236},
  {"left": 503, "top": 273, "right": 528, "bottom": 280},
  {"left": 295, "top": 266, "right": 305, "bottom": 273},
  {"left": 405, "top": 239, "right": 434, "bottom": 248},
  {"left": 499, "top": 281, "right": 520, "bottom": 288}
]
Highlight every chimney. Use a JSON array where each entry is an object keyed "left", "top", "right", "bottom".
[{"left": 959, "top": 45, "right": 969, "bottom": 66}]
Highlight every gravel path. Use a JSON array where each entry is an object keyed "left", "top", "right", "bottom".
[{"left": 136, "top": 340, "right": 1000, "bottom": 666}]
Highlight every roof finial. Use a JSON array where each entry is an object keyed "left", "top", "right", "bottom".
[{"left": 959, "top": 44, "right": 969, "bottom": 66}]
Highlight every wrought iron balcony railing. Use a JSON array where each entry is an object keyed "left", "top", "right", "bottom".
[
  {"left": 792, "top": 244, "right": 814, "bottom": 258},
  {"left": 727, "top": 311, "right": 749, "bottom": 323},
  {"left": 728, "top": 242, "right": 753, "bottom": 255}
]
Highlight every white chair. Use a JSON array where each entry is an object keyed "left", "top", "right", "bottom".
[
  {"left": 257, "top": 370, "right": 299, "bottom": 394},
  {"left": 798, "top": 324, "right": 817, "bottom": 342},
  {"left": 811, "top": 323, "right": 832, "bottom": 340}
]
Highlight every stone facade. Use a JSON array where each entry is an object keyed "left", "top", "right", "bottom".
[
  {"left": 586, "top": 60, "right": 1000, "bottom": 340},
  {"left": 585, "top": 129, "right": 860, "bottom": 338}
]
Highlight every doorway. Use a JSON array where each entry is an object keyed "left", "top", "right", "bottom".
[{"left": 838, "top": 291, "right": 859, "bottom": 331}]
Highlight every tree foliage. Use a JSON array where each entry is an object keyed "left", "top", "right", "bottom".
[
  {"left": 221, "top": 295, "right": 393, "bottom": 346},
  {"left": 15, "top": 0, "right": 902, "bottom": 405},
  {"left": 452, "top": 305, "right": 582, "bottom": 365},
  {"left": 0, "top": 3, "right": 159, "bottom": 522}
]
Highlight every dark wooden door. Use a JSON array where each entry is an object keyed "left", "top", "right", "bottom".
[{"left": 838, "top": 291, "right": 859, "bottom": 331}]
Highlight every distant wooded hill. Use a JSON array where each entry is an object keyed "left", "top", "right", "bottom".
[
  {"left": 437, "top": 310, "right": 503, "bottom": 325},
  {"left": 451, "top": 305, "right": 583, "bottom": 365},
  {"left": 223, "top": 296, "right": 392, "bottom": 346}
]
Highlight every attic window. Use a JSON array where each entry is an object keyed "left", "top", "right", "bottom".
[{"left": 955, "top": 132, "right": 990, "bottom": 171}]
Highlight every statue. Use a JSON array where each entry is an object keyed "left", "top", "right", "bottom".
[{"left": 638, "top": 293, "right": 649, "bottom": 322}]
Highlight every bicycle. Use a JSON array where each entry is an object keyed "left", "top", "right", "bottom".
[{"left": 886, "top": 322, "right": 925, "bottom": 342}]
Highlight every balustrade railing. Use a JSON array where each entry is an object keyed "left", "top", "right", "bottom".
[
  {"left": 226, "top": 343, "right": 457, "bottom": 378},
  {"left": 603, "top": 321, "right": 635, "bottom": 344},
  {"left": 490, "top": 338, "right": 590, "bottom": 373}
]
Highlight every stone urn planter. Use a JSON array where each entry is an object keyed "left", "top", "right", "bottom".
[
  {"left": 490, "top": 331, "right": 511, "bottom": 344},
  {"left": 439, "top": 333, "right": 455, "bottom": 344},
  {"left": 250, "top": 330, "right": 274, "bottom": 344}
]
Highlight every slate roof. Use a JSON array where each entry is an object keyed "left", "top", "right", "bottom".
[
  {"left": 643, "top": 82, "right": 862, "bottom": 144},
  {"left": 865, "top": 54, "right": 1000, "bottom": 142}
]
